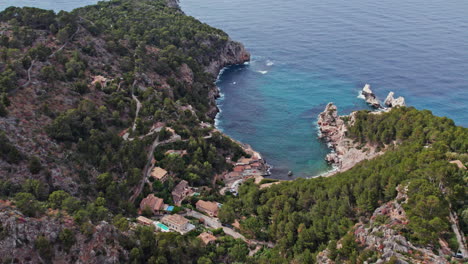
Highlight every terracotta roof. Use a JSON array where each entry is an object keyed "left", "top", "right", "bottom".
[
  {"left": 162, "top": 214, "right": 189, "bottom": 226},
  {"left": 151, "top": 167, "right": 168, "bottom": 180},
  {"left": 450, "top": 160, "right": 467, "bottom": 170},
  {"left": 140, "top": 194, "right": 165, "bottom": 212},
  {"left": 137, "top": 216, "right": 153, "bottom": 225},
  {"left": 237, "top": 158, "right": 252, "bottom": 165},
  {"left": 172, "top": 180, "right": 190, "bottom": 195},
  {"left": 233, "top": 165, "right": 245, "bottom": 172},
  {"left": 196, "top": 200, "right": 219, "bottom": 213},
  {"left": 198, "top": 232, "right": 217, "bottom": 245}
]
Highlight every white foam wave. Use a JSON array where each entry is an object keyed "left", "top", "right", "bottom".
[
  {"left": 257, "top": 70, "right": 268, "bottom": 74},
  {"left": 232, "top": 82, "right": 237, "bottom": 85},
  {"left": 357, "top": 90, "right": 365, "bottom": 99},
  {"left": 266, "top": 60, "right": 274, "bottom": 66}
]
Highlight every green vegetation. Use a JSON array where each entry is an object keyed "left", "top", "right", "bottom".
[
  {"left": 219, "top": 107, "right": 467, "bottom": 262},
  {"left": 0, "top": 0, "right": 466, "bottom": 263}
]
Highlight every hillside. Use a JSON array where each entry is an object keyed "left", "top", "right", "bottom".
[
  {"left": 218, "top": 106, "right": 468, "bottom": 263},
  {"left": 0, "top": 0, "right": 467, "bottom": 263}
]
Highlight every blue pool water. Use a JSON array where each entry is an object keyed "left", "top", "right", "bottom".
[{"left": 1, "top": 0, "right": 467, "bottom": 179}]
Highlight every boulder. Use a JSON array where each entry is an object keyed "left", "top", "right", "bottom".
[
  {"left": 361, "top": 84, "right": 381, "bottom": 108},
  {"left": 384, "top": 92, "right": 406, "bottom": 107}
]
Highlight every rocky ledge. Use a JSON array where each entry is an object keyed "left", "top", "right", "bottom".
[{"left": 317, "top": 103, "right": 384, "bottom": 174}]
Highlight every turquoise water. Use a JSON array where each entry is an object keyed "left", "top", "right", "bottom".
[
  {"left": 1, "top": 0, "right": 467, "bottom": 179},
  {"left": 180, "top": 0, "right": 468, "bottom": 179}
]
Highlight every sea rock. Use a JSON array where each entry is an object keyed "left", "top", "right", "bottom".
[
  {"left": 361, "top": 84, "right": 381, "bottom": 108},
  {"left": 384, "top": 92, "right": 406, "bottom": 108}
]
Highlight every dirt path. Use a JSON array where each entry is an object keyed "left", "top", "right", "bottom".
[
  {"left": 129, "top": 135, "right": 160, "bottom": 203},
  {"left": 128, "top": 133, "right": 182, "bottom": 203},
  {"left": 449, "top": 211, "right": 468, "bottom": 258},
  {"left": 131, "top": 93, "right": 142, "bottom": 132}
]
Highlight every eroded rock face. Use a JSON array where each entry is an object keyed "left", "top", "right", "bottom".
[
  {"left": 0, "top": 206, "right": 128, "bottom": 263},
  {"left": 384, "top": 92, "right": 406, "bottom": 108},
  {"left": 362, "top": 84, "right": 381, "bottom": 108},
  {"left": 317, "top": 103, "right": 382, "bottom": 173},
  {"left": 205, "top": 40, "right": 250, "bottom": 77},
  {"left": 317, "top": 186, "right": 451, "bottom": 263}
]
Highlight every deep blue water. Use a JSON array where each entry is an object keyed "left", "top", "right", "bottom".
[{"left": 1, "top": 0, "right": 467, "bottom": 179}]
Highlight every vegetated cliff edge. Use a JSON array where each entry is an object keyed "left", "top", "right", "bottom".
[
  {"left": 0, "top": 0, "right": 260, "bottom": 262},
  {"left": 0, "top": 0, "right": 250, "bottom": 194},
  {"left": 317, "top": 102, "right": 385, "bottom": 175},
  {"left": 214, "top": 105, "right": 467, "bottom": 263}
]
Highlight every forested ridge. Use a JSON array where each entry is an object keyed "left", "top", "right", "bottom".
[
  {"left": 0, "top": 0, "right": 466, "bottom": 263},
  {"left": 219, "top": 107, "right": 467, "bottom": 263}
]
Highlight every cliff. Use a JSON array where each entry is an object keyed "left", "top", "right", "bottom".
[
  {"left": 317, "top": 103, "right": 384, "bottom": 174},
  {"left": 0, "top": 1, "right": 254, "bottom": 262},
  {"left": 0, "top": 203, "right": 128, "bottom": 263},
  {"left": 317, "top": 186, "right": 451, "bottom": 263}
]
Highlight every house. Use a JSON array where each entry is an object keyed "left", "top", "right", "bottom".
[
  {"left": 140, "top": 194, "right": 165, "bottom": 215},
  {"left": 196, "top": 200, "right": 219, "bottom": 217},
  {"left": 172, "top": 180, "right": 193, "bottom": 206},
  {"left": 161, "top": 214, "right": 192, "bottom": 234},
  {"left": 197, "top": 232, "right": 217, "bottom": 245},
  {"left": 137, "top": 216, "right": 153, "bottom": 226},
  {"left": 151, "top": 167, "right": 169, "bottom": 182}
]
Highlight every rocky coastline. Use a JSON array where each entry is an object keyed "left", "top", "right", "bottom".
[
  {"left": 317, "top": 84, "right": 406, "bottom": 176},
  {"left": 317, "top": 103, "right": 384, "bottom": 176}
]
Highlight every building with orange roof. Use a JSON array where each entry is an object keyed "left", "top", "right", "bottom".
[
  {"left": 140, "top": 194, "right": 165, "bottom": 215},
  {"left": 198, "top": 232, "right": 217, "bottom": 245},
  {"left": 150, "top": 167, "right": 169, "bottom": 182},
  {"left": 196, "top": 200, "right": 219, "bottom": 217}
]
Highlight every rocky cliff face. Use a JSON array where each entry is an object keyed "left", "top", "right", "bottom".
[
  {"left": 317, "top": 103, "right": 383, "bottom": 174},
  {"left": 206, "top": 40, "right": 250, "bottom": 119},
  {"left": 317, "top": 186, "right": 450, "bottom": 264},
  {"left": 0, "top": 204, "right": 128, "bottom": 263},
  {"left": 205, "top": 40, "right": 250, "bottom": 77}
]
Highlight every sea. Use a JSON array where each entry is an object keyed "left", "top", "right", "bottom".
[{"left": 1, "top": 0, "right": 467, "bottom": 179}]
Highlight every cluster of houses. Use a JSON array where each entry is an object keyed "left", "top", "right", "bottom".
[
  {"left": 137, "top": 214, "right": 195, "bottom": 235},
  {"left": 137, "top": 165, "right": 222, "bottom": 236},
  {"left": 223, "top": 153, "right": 268, "bottom": 182}
]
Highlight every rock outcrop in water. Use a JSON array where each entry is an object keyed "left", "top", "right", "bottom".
[
  {"left": 384, "top": 91, "right": 406, "bottom": 108},
  {"left": 317, "top": 103, "right": 384, "bottom": 174},
  {"left": 361, "top": 84, "right": 381, "bottom": 108},
  {"left": 360, "top": 84, "right": 407, "bottom": 110}
]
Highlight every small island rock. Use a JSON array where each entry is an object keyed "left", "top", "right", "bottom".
[
  {"left": 361, "top": 84, "right": 381, "bottom": 108},
  {"left": 384, "top": 91, "right": 406, "bottom": 108}
]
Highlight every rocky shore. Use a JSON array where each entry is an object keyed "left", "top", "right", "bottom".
[
  {"left": 317, "top": 103, "right": 384, "bottom": 175},
  {"left": 318, "top": 84, "right": 406, "bottom": 176}
]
